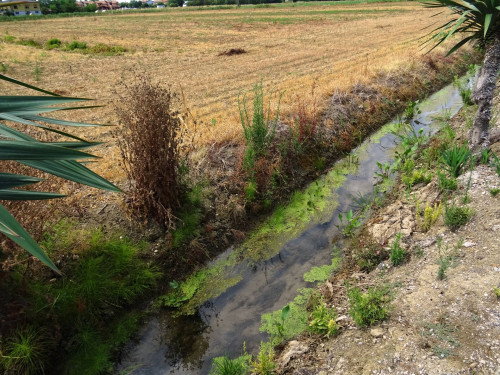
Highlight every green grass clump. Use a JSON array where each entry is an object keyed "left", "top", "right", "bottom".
[
  {"left": 347, "top": 284, "right": 390, "bottom": 327},
  {"left": 210, "top": 353, "right": 252, "bottom": 375},
  {"left": 416, "top": 201, "right": 442, "bottom": 232},
  {"left": 45, "top": 38, "right": 62, "bottom": 49},
  {"left": 17, "top": 38, "right": 42, "bottom": 48},
  {"left": 0, "top": 327, "right": 50, "bottom": 375},
  {"left": 24, "top": 227, "right": 161, "bottom": 374},
  {"left": 444, "top": 203, "right": 473, "bottom": 231},
  {"left": 88, "top": 43, "right": 127, "bottom": 55},
  {"left": 389, "top": 233, "right": 406, "bottom": 266},
  {"left": 490, "top": 188, "right": 500, "bottom": 196},
  {"left": 65, "top": 40, "right": 87, "bottom": 50}
]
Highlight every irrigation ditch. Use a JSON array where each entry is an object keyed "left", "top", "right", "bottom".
[{"left": 117, "top": 77, "right": 472, "bottom": 375}]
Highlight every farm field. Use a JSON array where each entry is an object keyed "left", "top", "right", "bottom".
[{"left": 0, "top": 1, "right": 449, "bottom": 182}]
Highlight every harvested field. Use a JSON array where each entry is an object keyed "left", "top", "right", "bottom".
[{"left": 0, "top": 1, "right": 455, "bottom": 182}]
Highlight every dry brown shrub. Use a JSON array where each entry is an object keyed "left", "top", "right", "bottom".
[{"left": 114, "top": 74, "right": 187, "bottom": 229}]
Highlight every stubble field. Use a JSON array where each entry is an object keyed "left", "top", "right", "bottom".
[{"left": 0, "top": 1, "right": 449, "bottom": 181}]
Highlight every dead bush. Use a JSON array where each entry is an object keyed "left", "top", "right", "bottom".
[{"left": 115, "top": 74, "right": 187, "bottom": 228}]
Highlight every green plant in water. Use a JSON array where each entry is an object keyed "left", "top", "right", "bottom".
[
  {"left": 416, "top": 201, "right": 442, "bottom": 232},
  {"left": 441, "top": 143, "right": 470, "bottom": 177},
  {"left": 308, "top": 300, "right": 338, "bottom": 338},
  {"left": 453, "top": 75, "right": 473, "bottom": 105},
  {"left": 0, "top": 327, "right": 49, "bottom": 375},
  {"left": 374, "top": 161, "right": 392, "bottom": 182},
  {"left": 347, "top": 283, "right": 390, "bottom": 327},
  {"left": 274, "top": 305, "right": 290, "bottom": 338},
  {"left": 337, "top": 209, "right": 362, "bottom": 238},
  {"left": 403, "top": 99, "right": 421, "bottom": 121},
  {"left": 444, "top": 202, "right": 473, "bottom": 231},
  {"left": 389, "top": 233, "right": 406, "bottom": 266},
  {"left": 251, "top": 343, "right": 276, "bottom": 375}
]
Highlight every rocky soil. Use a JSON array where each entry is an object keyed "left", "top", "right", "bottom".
[{"left": 275, "top": 113, "right": 500, "bottom": 374}]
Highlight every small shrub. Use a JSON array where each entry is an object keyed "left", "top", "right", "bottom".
[
  {"left": 444, "top": 203, "right": 473, "bottom": 231},
  {"left": 245, "top": 180, "right": 258, "bottom": 202},
  {"left": 402, "top": 168, "right": 431, "bottom": 188},
  {"left": 238, "top": 82, "right": 283, "bottom": 175},
  {"left": 115, "top": 74, "right": 187, "bottom": 228},
  {"left": 347, "top": 284, "right": 390, "bottom": 327},
  {"left": 17, "top": 38, "right": 42, "bottom": 48},
  {"left": 355, "top": 240, "right": 388, "bottom": 272},
  {"left": 441, "top": 143, "right": 470, "bottom": 177},
  {"left": 416, "top": 201, "right": 442, "bottom": 232},
  {"left": 389, "top": 233, "right": 406, "bottom": 266},
  {"left": 437, "top": 171, "right": 457, "bottom": 193},
  {"left": 65, "top": 40, "right": 87, "bottom": 50},
  {"left": 46, "top": 38, "right": 62, "bottom": 49},
  {"left": 308, "top": 301, "right": 338, "bottom": 338},
  {"left": 251, "top": 343, "right": 276, "bottom": 375},
  {"left": 494, "top": 286, "right": 500, "bottom": 298}
]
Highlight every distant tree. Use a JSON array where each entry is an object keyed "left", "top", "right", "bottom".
[
  {"left": 83, "top": 2, "right": 97, "bottom": 11},
  {"left": 168, "top": 0, "right": 183, "bottom": 6},
  {"left": 426, "top": 0, "right": 500, "bottom": 152}
]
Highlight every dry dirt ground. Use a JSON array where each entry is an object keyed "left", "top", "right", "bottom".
[{"left": 275, "top": 117, "right": 500, "bottom": 373}]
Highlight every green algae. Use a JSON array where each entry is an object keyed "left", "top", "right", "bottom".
[
  {"left": 259, "top": 288, "right": 314, "bottom": 344},
  {"left": 303, "top": 256, "right": 341, "bottom": 283},
  {"left": 159, "top": 161, "right": 356, "bottom": 315}
]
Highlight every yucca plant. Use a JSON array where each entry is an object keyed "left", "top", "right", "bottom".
[
  {"left": 0, "top": 74, "right": 119, "bottom": 273},
  {"left": 424, "top": 0, "right": 500, "bottom": 151}
]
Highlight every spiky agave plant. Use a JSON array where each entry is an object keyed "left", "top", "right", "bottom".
[
  {"left": 425, "top": 0, "right": 500, "bottom": 151},
  {"left": 0, "top": 74, "right": 119, "bottom": 273}
]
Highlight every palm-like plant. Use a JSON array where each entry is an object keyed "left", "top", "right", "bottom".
[
  {"left": 425, "top": 0, "right": 500, "bottom": 151},
  {"left": 0, "top": 74, "right": 119, "bottom": 273}
]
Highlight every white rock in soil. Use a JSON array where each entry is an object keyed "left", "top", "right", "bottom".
[{"left": 370, "top": 328, "right": 384, "bottom": 338}]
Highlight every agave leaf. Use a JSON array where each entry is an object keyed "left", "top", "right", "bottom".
[
  {"left": 0, "top": 189, "right": 65, "bottom": 200},
  {"left": 0, "top": 203, "right": 59, "bottom": 273},
  {"left": 0, "top": 173, "right": 43, "bottom": 189},
  {"left": 0, "top": 74, "right": 60, "bottom": 96},
  {"left": 0, "top": 140, "right": 97, "bottom": 160},
  {"left": 20, "top": 159, "right": 121, "bottom": 192}
]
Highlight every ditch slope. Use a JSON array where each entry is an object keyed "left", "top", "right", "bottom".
[{"left": 275, "top": 95, "right": 500, "bottom": 374}]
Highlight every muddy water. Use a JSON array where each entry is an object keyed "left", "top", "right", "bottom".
[{"left": 117, "top": 83, "right": 464, "bottom": 375}]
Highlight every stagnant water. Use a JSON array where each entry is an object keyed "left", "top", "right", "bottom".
[{"left": 117, "top": 83, "right": 465, "bottom": 375}]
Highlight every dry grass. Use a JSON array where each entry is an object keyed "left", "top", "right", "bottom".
[{"left": 0, "top": 1, "right": 456, "bottom": 182}]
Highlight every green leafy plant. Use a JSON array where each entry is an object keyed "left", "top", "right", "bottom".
[
  {"left": 308, "top": 300, "right": 338, "bottom": 338},
  {"left": 65, "top": 40, "right": 87, "bottom": 50},
  {"left": 436, "top": 238, "right": 462, "bottom": 280},
  {"left": 210, "top": 354, "right": 251, "bottom": 375},
  {"left": 403, "top": 99, "right": 421, "bottom": 121},
  {"left": 0, "top": 73, "right": 119, "bottom": 273},
  {"left": 444, "top": 202, "right": 473, "bottom": 231},
  {"left": 491, "top": 153, "right": 500, "bottom": 176},
  {"left": 441, "top": 143, "right": 470, "bottom": 178},
  {"left": 337, "top": 209, "right": 362, "bottom": 238},
  {"left": 274, "top": 305, "right": 290, "bottom": 338},
  {"left": 347, "top": 283, "right": 390, "bottom": 327},
  {"left": 493, "top": 286, "right": 500, "bottom": 298},
  {"left": 374, "top": 161, "right": 392, "bottom": 182},
  {"left": 389, "top": 233, "right": 406, "bottom": 266}
]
